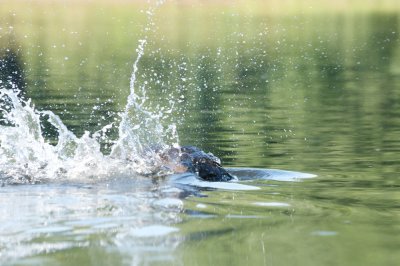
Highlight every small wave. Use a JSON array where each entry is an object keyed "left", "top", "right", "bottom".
[{"left": 227, "top": 167, "right": 316, "bottom": 181}]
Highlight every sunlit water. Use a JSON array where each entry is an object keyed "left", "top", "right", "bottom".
[{"left": 1, "top": 1, "right": 400, "bottom": 265}]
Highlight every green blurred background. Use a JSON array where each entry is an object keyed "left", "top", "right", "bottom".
[
  {"left": 0, "top": 0, "right": 400, "bottom": 169},
  {"left": 1, "top": 0, "right": 399, "bottom": 172},
  {"left": 1, "top": 1, "right": 400, "bottom": 265}
]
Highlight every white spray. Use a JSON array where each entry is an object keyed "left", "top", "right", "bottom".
[{"left": 0, "top": 0, "right": 178, "bottom": 184}]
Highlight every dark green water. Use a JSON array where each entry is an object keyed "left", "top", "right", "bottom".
[{"left": 0, "top": 2, "right": 399, "bottom": 265}]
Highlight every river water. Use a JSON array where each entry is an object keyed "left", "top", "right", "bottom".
[{"left": 0, "top": 1, "right": 399, "bottom": 265}]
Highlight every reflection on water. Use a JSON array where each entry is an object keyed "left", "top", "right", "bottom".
[
  {"left": 0, "top": 48, "right": 25, "bottom": 93},
  {"left": 0, "top": 1, "right": 400, "bottom": 265},
  {"left": 0, "top": 179, "right": 183, "bottom": 265}
]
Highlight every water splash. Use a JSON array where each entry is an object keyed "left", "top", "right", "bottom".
[
  {"left": 0, "top": 0, "right": 178, "bottom": 184},
  {"left": 0, "top": 89, "right": 109, "bottom": 182},
  {"left": 0, "top": 83, "right": 174, "bottom": 184},
  {"left": 110, "top": 0, "right": 178, "bottom": 169},
  {"left": 110, "top": 39, "right": 178, "bottom": 168}
]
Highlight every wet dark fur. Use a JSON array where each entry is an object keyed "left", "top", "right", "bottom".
[{"left": 162, "top": 146, "right": 235, "bottom": 182}]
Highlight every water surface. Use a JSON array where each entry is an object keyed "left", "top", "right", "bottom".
[{"left": 0, "top": 1, "right": 399, "bottom": 265}]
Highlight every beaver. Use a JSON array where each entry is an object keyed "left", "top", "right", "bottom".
[{"left": 159, "top": 146, "right": 235, "bottom": 182}]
